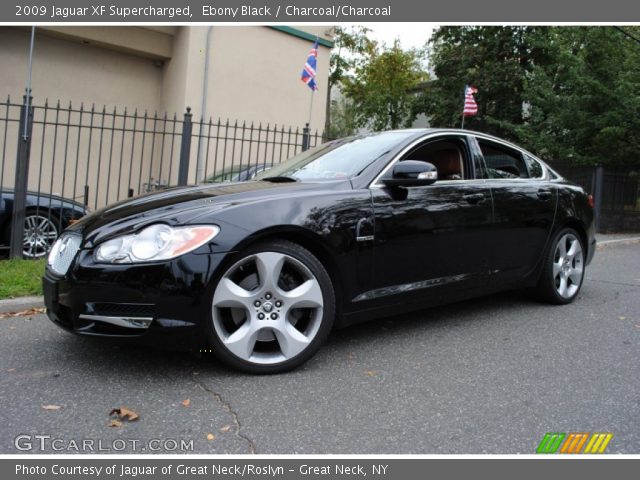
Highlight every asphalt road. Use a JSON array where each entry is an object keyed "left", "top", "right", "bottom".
[{"left": 1, "top": 242, "right": 638, "bottom": 454}]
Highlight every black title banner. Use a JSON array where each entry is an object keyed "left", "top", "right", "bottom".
[
  {"left": 4, "top": 459, "right": 640, "bottom": 480},
  {"left": 3, "top": 0, "right": 640, "bottom": 22}
]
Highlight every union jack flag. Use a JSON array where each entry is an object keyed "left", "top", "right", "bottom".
[
  {"left": 301, "top": 39, "right": 319, "bottom": 91},
  {"left": 463, "top": 85, "right": 478, "bottom": 116}
]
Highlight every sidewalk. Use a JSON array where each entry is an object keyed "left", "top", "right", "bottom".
[{"left": 1, "top": 233, "right": 639, "bottom": 315}]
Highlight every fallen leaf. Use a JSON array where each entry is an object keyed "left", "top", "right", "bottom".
[
  {"left": 42, "top": 405, "right": 61, "bottom": 411},
  {"left": 219, "top": 425, "right": 232, "bottom": 433},
  {"left": 206, "top": 433, "right": 215, "bottom": 441},
  {"left": 620, "top": 316, "right": 627, "bottom": 320},
  {"left": 109, "top": 419, "right": 122, "bottom": 428},
  {"left": 0, "top": 307, "right": 46, "bottom": 319},
  {"left": 109, "top": 407, "right": 139, "bottom": 422},
  {"left": 7, "top": 368, "right": 16, "bottom": 372},
  {"left": 365, "top": 370, "right": 377, "bottom": 377},
  {"left": 181, "top": 399, "right": 191, "bottom": 407}
]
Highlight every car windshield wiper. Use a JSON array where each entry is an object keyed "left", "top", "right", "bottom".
[{"left": 260, "top": 176, "right": 299, "bottom": 183}]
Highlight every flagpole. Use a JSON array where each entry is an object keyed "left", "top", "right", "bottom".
[
  {"left": 460, "top": 84, "right": 467, "bottom": 129},
  {"left": 301, "top": 36, "right": 319, "bottom": 150},
  {"left": 307, "top": 37, "right": 318, "bottom": 129},
  {"left": 307, "top": 88, "right": 314, "bottom": 128}
]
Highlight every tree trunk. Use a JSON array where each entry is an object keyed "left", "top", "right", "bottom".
[{"left": 324, "top": 84, "right": 332, "bottom": 140}]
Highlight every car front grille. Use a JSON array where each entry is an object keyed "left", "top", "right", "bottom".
[
  {"left": 49, "top": 233, "right": 82, "bottom": 276},
  {"left": 90, "top": 303, "right": 156, "bottom": 318}
]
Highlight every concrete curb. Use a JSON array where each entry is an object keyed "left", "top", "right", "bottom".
[
  {"left": 597, "top": 236, "right": 640, "bottom": 247},
  {"left": 0, "top": 296, "right": 44, "bottom": 315}
]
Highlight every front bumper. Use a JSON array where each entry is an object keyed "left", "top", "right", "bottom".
[{"left": 44, "top": 249, "right": 230, "bottom": 350}]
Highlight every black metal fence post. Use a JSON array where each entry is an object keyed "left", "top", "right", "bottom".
[
  {"left": 301, "top": 123, "right": 310, "bottom": 151},
  {"left": 177, "top": 107, "right": 192, "bottom": 186},
  {"left": 593, "top": 164, "right": 604, "bottom": 233},
  {"left": 9, "top": 92, "right": 34, "bottom": 259}
]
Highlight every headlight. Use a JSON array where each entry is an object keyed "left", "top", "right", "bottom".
[{"left": 95, "top": 224, "right": 219, "bottom": 263}]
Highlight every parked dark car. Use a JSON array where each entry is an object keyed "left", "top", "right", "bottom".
[
  {"left": 204, "top": 164, "right": 271, "bottom": 184},
  {"left": 0, "top": 190, "right": 88, "bottom": 258},
  {"left": 43, "top": 129, "right": 596, "bottom": 373}
]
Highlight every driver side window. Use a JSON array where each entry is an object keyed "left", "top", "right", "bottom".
[{"left": 401, "top": 139, "right": 466, "bottom": 181}]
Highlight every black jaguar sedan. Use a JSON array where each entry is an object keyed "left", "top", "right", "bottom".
[{"left": 44, "top": 129, "right": 595, "bottom": 373}]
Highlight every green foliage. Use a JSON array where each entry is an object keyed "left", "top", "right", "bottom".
[
  {"left": 342, "top": 40, "right": 429, "bottom": 131},
  {"left": 329, "top": 26, "right": 377, "bottom": 89},
  {"left": 0, "top": 258, "right": 46, "bottom": 299},
  {"left": 325, "top": 27, "right": 378, "bottom": 135},
  {"left": 422, "top": 26, "right": 640, "bottom": 166},
  {"left": 327, "top": 97, "right": 358, "bottom": 138},
  {"left": 522, "top": 27, "right": 640, "bottom": 166},
  {"left": 422, "top": 26, "right": 547, "bottom": 135}
]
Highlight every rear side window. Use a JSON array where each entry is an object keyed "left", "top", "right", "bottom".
[
  {"left": 524, "top": 154, "right": 544, "bottom": 179},
  {"left": 478, "top": 140, "right": 529, "bottom": 179}
]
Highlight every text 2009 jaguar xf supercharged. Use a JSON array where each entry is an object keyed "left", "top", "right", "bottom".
[{"left": 44, "top": 129, "right": 595, "bottom": 373}]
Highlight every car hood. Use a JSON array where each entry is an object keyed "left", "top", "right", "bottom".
[{"left": 69, "top": 180, "right": 352, "bottom": 247}]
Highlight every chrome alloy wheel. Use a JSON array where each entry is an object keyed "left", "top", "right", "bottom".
[
  {"left": 552, "top": 233, "right": 584, "bottom": 299},
  {"left": 23, "top": 214, "right": 58, "bottom": 258},
  {"left": 212, "top": 251, "right": 325, "bottom": 365}
]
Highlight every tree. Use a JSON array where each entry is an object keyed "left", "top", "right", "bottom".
[
  {"left": 327, "top": 97, "right": 358, "bottom": 139},
  {"left": 342, "top": 40, "right": 429, "bottom": 131},
  {"left": 423, "top": 26, "right": 640, "bottom": 166},
  {"left": 325, "top": 27, "right": 377, "bottom": 136},
  {"left": 521, "top": 27, "right": 640, "bottom": 165},
  {"left": 420, "top": 26, "right": 549, "bottom": 137}
]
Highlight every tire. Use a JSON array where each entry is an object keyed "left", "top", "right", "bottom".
[
  {"left": 22, "top": 211, "right": 60, "bottom": 259},
  {"left": 206, "top": 240, "right": 335, "bottom": 374},
  {"left": 535, "top": 227, "right": 586, "bottom": 304}
]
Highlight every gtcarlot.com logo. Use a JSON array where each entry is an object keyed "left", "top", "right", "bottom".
[
  {"left": 14, "top": 434, "right": 194, "bottom": 452},
  {"left": 536, "top": 432, "right": 613, "bottom": 454}
]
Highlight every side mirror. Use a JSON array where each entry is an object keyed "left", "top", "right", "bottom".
[{"left": 382, "top": 160, "right": 438, "bottom": 188}]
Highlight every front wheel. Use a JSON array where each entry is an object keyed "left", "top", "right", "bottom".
[
  {"left": 207, "top": 240, "right": 335, "bottom": 374},
  {"left": 535, "top": 227, "right": 586, "bottom": 304}
]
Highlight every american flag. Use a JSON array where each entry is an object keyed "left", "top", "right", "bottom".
[
  {"left": 463, "top": 85, "right": 478, "bottom": 116},
  {"left": 301, "top": 39, "right": 319, "bottom": 91}
]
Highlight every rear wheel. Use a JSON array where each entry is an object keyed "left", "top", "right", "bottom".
[
  {"left": 207, "top": 240, "right": 335, "bottom": 373},
  {"left": 535, "top": 227, "right": 585, "bottom": 304}
]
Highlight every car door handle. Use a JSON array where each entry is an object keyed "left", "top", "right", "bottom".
[
  {"left": 462, "top": 193, "right": 485, "bottom": 204},
  {"left": 537, "top": 190, "right": 552, "bottom": 200}
]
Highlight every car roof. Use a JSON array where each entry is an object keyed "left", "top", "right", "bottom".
[{"left": 353, "top": 128, "right": 548, "bottom": 163}]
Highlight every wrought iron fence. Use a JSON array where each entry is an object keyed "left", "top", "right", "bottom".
[
  {"left": 549, "top": 161, "right": 640, "bottom": 233},
  {"left": 3, "top": 94, "right": 638, "bottom": 258},
  {"left": 0, "top": 94, "right": 325, "bottom": 257}
]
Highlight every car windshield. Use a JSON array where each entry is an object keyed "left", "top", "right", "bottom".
[
  {"left": 204, "top": 170, "right": 239, "bottom": 183},
  {"left": 205, "top": 167, "right": 242, "bottom": 183},
  {"left": 254, "top": 131, "right": 415, "bottom": 182}
]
